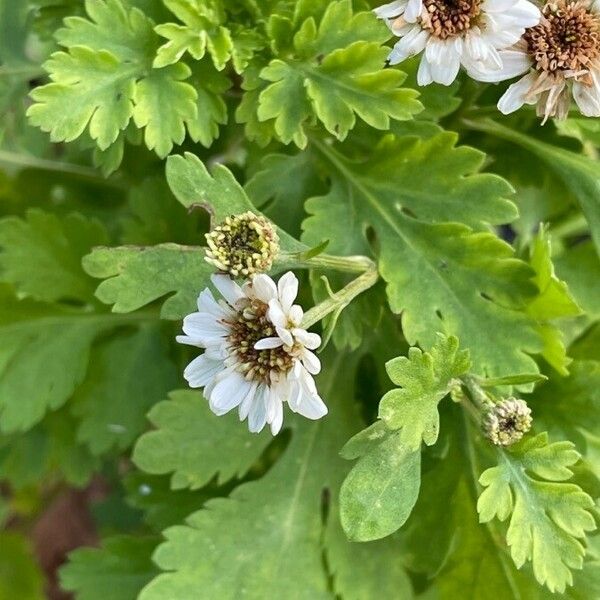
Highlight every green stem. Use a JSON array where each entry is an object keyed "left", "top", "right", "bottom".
[
  {"left": 301, "top": 265, "right": 379, "bottom": 329},
  {"left": 462, "top": 374, "right": 494, "bottom": 410},
  {"left": 0, "top": 150, "right": 127, "bottom": 190},
  {"left": 279, "top": 251, "right": 375, "bottom": 274}
]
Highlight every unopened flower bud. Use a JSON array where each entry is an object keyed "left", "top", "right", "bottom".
[
  {"left": 205, "top": 212, "right": 279, "bottom": 277},
  {"left": 483, "top": 397, "right": 532, "bottom": 447}
]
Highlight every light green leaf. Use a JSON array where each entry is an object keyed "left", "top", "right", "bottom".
[
  {"left": 27, "top": 0, "right": 206, "bottom": 160},
  {"left": 478, "top": 433, "right": 596, "bottom": 593},
  {"left": 0, "top": 292, "right": 112, "bottom": 432},
  {"left": 555, "top": 240, "right": 600, "bottom": 318},
  {"left": 0, "top": 209, "right": 108, "bottom": 303},
  {"left": 379, "top": 334, "right": 471, "bottom": 449},
  {"left": 133, "top": 390, "right": 272, "bottom": 489},
  {"left": 60, "top": 536, "right": 159, "bottom": 600},
  {"left": 166, "top": 152, "right": 304, "bottom": 251},
  {"left": 82, "top": 244, "right": 211, "bottom": 320},
  {"left": 529, "top": 360, "right": 600, "bottom": 477},
  {"left": 28, "top": 47, "right": 137, "bottom": 149},
  {"left": 340, "top": 429, "right": 421, "bottom": 541},
  {"left": 72, "top": 326, "right": 177, "bottom": 455},
  {"left": 132, "top": 63, "right": 197, "bottom": 158},
  {"left": 138, "top": 352, "right": 412, "bottom": 599},
  {"left": 303, "top": 136, "right": 543, "bottom": 377},
  {"left": 526, "top": 226, "right": 581, "bottom": 374},
  {"left": 240, "top": 0, "right": 421, "bottom": 147}
]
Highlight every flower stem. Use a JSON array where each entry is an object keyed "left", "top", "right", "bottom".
[
  {"left": 301, "top": 265, "right": 379, "bottom": 329},
  {"left": 279, "top": 251, "right": 375, "bottom": 274},
  {"left": 461, "top": 374, "right": 494, "bottom": 410}
]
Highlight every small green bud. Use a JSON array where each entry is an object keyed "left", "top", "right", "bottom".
[
  {"left": 483, "top": 397, "right": 532, "bottom": 446},
  {"left": 205, "top": 212, "right": 279, "bottom": 277}
]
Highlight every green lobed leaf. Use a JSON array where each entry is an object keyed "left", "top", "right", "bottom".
[
  {"left": 339, "top": 429, "right": 421, "bottom": 541},
  {"left": 379, "top": 334, "right": 471, "bottom": 449},
  {"left": 83, "top": 244, "right": 211, "bottom": 320},
  {"left": 60, "top": 536, "right": 159, "bottom": 600},
  {"left": 132, "top": 390, "right": 273, "bottom": 490},
  {"left": 302, "top": 135, "right": 544, "bottom": 377},
  {"left": 138, "top": 351, "right": 413, "bottom": 599},
  {"left": 478, "top": 433, "right": 597, "bottom": 593},
  {"left": 240, "top": 0, "right": 421, "bottom": 147},
  {"left": 72, "top": 326, "right": 177, "bottom": 455},
  {"left": 0, "top": 209, "right": 108, "bottom": 303}
]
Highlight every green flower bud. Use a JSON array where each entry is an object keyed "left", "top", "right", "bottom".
[
  {"left": 483, "top": 397, "right": 532, "bottom": 447},
  {"left": 205, "top": 212, "right": 279, "bottom": 277}
]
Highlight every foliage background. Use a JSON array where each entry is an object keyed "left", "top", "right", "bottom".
[{"left": 0, "top": 0, "right": 599, "bottom": 598}]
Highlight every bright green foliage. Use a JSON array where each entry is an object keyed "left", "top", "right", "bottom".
[
  {"left": 526, "top": 227, "right": 581, "bottom": 374},
  {"left": 339, "top": 428, "right": 421, "bottom": 541},
  {"left": 302, "top": 135, "right": 544, "bottom": 376},
  {"left": 155, "top": 0, "right": 262, "bottom": 72},
  {"left": 27, "top": 0, "right": 226, "bottom": 161},
  {"left": 529, "top": 360, "right": 600, "bottom": 476},
  {"left": 338, "top": 335, "right": 469, "bottom": 541},
  {"left": 83, "top": 244, "right": 210, "bottom": 319},
  {"left": 0, "top": 209, "right": 108, "bottom": 303},
  {"left": 240, "top": 0, "right": 421, "bottom": 147},
  {"left": 138, "top": 353, "right": 413, "bottom": 599},
  {"left": 166, "top": 152, "right": 304, "bottom": 251},
  {"left": 478, "top": 433, "right": 596, "bottom": 592},
  {"left": 0, "top": 291, "right": 112, "bottom": 432},
  {"left": 132, "top": 390, "right": 272, "bottom": 489},
  {"left": 72, "top": 326, "right": 177, "bottom": 455},
  {"left": 60, "top": 536, "right": 159, "bottom": 600},
  {"left": 0, "top": 532, "right": 44, "bottom": 600},
  {"left": 555, "top": 241, "right": 600, "bottom": 317},
  {"left": 379, "top": 335, "right": 470, "bottom": 448}
]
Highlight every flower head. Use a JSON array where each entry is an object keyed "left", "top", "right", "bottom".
[
  {"left": 177, "top": 271, "right": 326, "bottom": 435},
  {"left": 483, "top": 397, "right": 532, "bottom": 446},
  {"left": 205, "top": 212, "right": 279, "bottom": 277},
  {"left": 470, "top": 0, "right": 600, "bottom": 120},
  {"left": 374, "top": 0, "right": 541, "bottom": 85}
]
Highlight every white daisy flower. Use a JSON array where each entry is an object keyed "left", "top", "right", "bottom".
[
  {"left": 177, "top": 271, "right": 327, "bottom": 435},
  {"left": 468, "top": 0, "right": 600, "bottom": 121},
  {"left": 374, "top": 0, "right": 541, "bottom": 85}
]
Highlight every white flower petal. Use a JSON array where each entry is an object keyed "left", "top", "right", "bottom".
[
  {"left": 238, "top": 381, "right": 259, "bottom": 421},
  {"left": 573, "top": 73, "right": 600, "bottom": 116},
  {"left": 255, "top": 337, "right": 284, "bottom": 350},
  {"left": 251, "top": 273, "right": 278, "bottom": 303},
  {"left": 209, "top": 371, "right": 252, "bottom": 415},
  {"left": 498, "top": 72, "right": 538, "bottom": 114},
  {"left": 417, "top": 55, "right": 433, "bottom": 85},
  {"left": 466, "top": 49, "right": 531, "bottom": 82},
  {"left": 183, "top": 354, "right": 223, "bottom": 388},
  {"left": 277, "top": 271, "right": 299, "bottom": 312},
  {"left": 389, "top": 26, "right": 429, "bottom": 63},
  {"left": 301, "top": 350, "right": 321, "bottom": 375},
  {"left": 290, "top": 370, "right": 328, "bottom": 420},
  {"left": 181, "top": 312, "right": 229, "bottom": 345},
  {"left": 404, "top": 0, "right": 423, "bottom": 22},
  {"left": 431, "top": 50, "right": 461, "bottom": 85},
  {"left": 292, "top": 328, "right": 321, "bottom": 350},
  {"left": 276, "top": 326, "right": 294, "bottom": 347},
  {"left": 270, "top": 400, "right": 284, "bottom": 435},
  {"left": 374, "top": 0, "right": 405, "bottom": 18},
  {"left": 248, "top": 387, "right": 268, "bottom": 432},
  {"left": 211, "top": 274, "right": 245, "bottom": 307},
  {"left": 176, "top": 334, "right": 200, "bottom": 347},
  {"left": 197, "top": 288, "right": 231, "bottom": 318},
  {"left": 288, "top": 305, "right": 303, "bottom": 325},
  {"left": 267, "top": 299, "right": 287, "bottom": 328}
]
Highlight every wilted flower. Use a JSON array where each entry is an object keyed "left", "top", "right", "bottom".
[
  {"left": 177, "top": 272, "right": 327, "bottom": 435},
  {"left": 483, "top": 397, "right": 532, "bottom": 446},
  {"left": 205, "top": 211, "right": 279, "bottom": 277},
  {"left": 374, "top": 0, "right": 541, "bottom": 85},
  {"left": 470, "top": 0, "right": 600, "bottom": 120}
]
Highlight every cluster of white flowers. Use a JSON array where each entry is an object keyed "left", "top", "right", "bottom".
[
  {"left": 177, "top": 272, "right": 327, "bottom": 435},
  {"left": 375, "top": 0, "right": 600, "bottom": 120}
]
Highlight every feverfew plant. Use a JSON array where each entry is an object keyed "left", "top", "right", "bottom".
[{"left": 0, "top": 0, "right": 598, "bottom": 599}]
